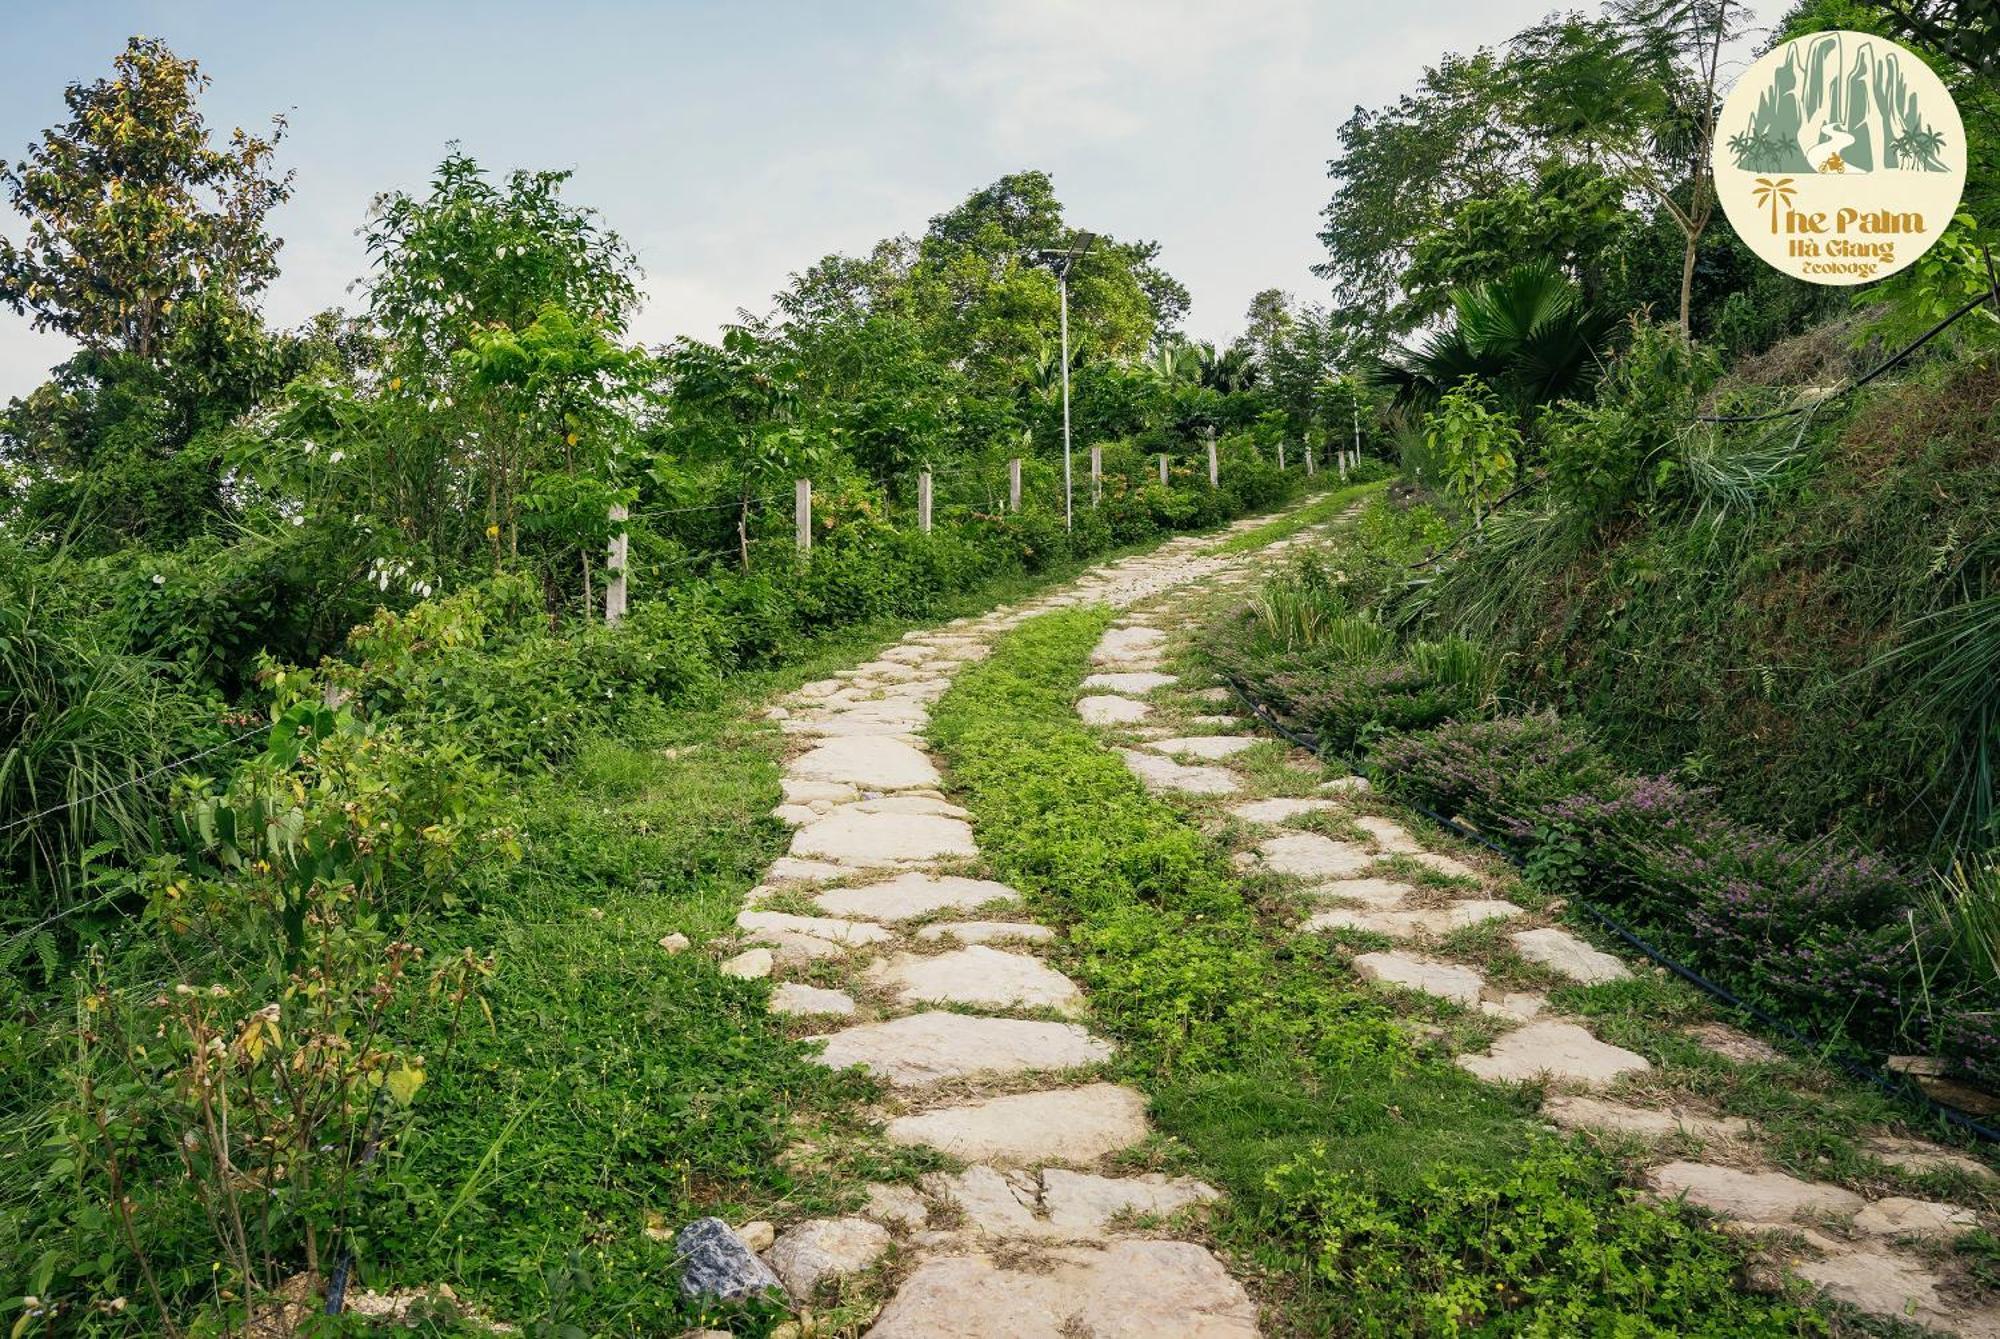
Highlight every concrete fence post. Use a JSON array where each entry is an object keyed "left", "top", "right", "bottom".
[
  {"left": 1306, "top": 445, "right": 1316, "bottom": 477},
  {"left": 1090, "top": 445, "right": 1102, "bottom": 505},
  {"left": 605, "top": 502, "right": 629, "bottom": 625},
  {"left": 1008, "top": 457, "right": 1022, "bottom": 513},
  {"left": 1277, "top": 441, "right": 1286, "bottom": 472},
  {"left": 918, "top": 468, "right": 933, "bottom": 533},
  {"left": 795, "top": 478, "right": 812, "bottom": 552},
  {"left": 1158, "top": 453, "right": 1168, "bottom": 486},
  {"left": 1206, "top": 433, "right": 1219, "bottom": 489}
]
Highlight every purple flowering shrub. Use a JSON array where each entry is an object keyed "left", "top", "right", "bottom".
[{"left": 1370, "top": 715, "right": 2000, "bottom": 1089}]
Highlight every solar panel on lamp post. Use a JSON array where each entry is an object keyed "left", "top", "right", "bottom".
[{"left": 1033, "top": 232, "right": 1095, "bottom": 532}]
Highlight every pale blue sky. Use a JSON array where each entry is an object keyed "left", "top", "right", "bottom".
[{"left": 0, "top": 1, "right": 1778, "bottom": 399}]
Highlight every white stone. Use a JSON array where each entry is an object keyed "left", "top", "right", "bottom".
[
  {"left": 1081, "top": 671, "right": 1178, "bottom": 693},
  {"left": 1351, "top": 815, "right": 1423, "bottom": 853},
  {"left": 1229, "top": 798, "right": 1339, "bottom": 824},
  {"left": 790, "top": 736, "right": 941, "bottom": 790},
  {"left": 1078, "top": 695, "right": 1151, "bottom": 726},
  {"left": 781, "top": 779, "right": 860, "bottom": 805},
  {"left": 735, "top": 1220, "right": 775, "bottom": 1252},
  {"left": 1354, "top": 952, "right": 1485, "bottom": 1006},
  {"left": 658, "top": 932, "right": 691, "bottom": 953},
  {"left": 814, "top": 872, "right": 1020, "bottom": 921},
  {"left": 1119, "top": 750, "right": 1240, "bottom": 796},
  {"left": 791, "top": 810, "right": 977, "bottom": 866},
  {"left": 1040, "top": 1169, "right": 1220, "bottom": 1234},
  {"left": 1853, "top": 1196, "right": 1978, "bottom": 1238},
  {"left": 1303, "top": 899, "right": 1524, "bottom": 939},
  {"left": 738, "top": 909, "right": 890, "bottom": 946},
  {"left": 1304, "top": 877, "right": 1413, "bottom": 908},
  {"left": 868, "top": 945, "right": 1083, "bottom": 1013},
  {"left": 1319, "top": 776, "right": 1372, "bottom": 795},
  {"left": 1479, "top": 992, "right": 1548, "bottom": 1021},
  {"left": 1647, "top": 1162, "right": 1864, "bottom": 1220},
  {"left": 769, "top": 983, "right": 857, "bottom": 1017},
  {"left": 1796, "top": 1249, "right": 1963, "bottom": 1332},
  {"left": 1148, "top": 735, "right": 1258, "bottom": 760},
  {"left": 1542, "top": 1095, "right": 1750, "bottom": 1139},
  {"left": 885, "top": 1083, "right": 1149, "bottom": 1163},
  {"left": 765, "top": 856, "right": 860, "bottom": 885},
  {"left": 768, "top": 1216, "right": 891, "bottom": 1295},
  {"left": 720, "top": 948, "right": 774, "bottom": 980},
  {"left": 1459, "top": 1020, "right": 1651, "bottom": 1087},
  {"left": 1405, "top": 850, "right": 1484, "bottom": 881},
  {"left": 1685, "top": 1022, "right": 1783, "bottom": 1064},
  {"left": 851, "top": 794, "right": 969, "bottom": 818},
  {"left": 1254, "top": 832, "right": 1375, "bottom": 879},
  {"left": 1189, "top": 715, "right": 1241, "bottom": 727},
  {"left": 1091, "top": 626, "right": 1167, "bottom": 665},
  {"left": 862, "top": 1183, "right": 930, "bottom": 1231},
  {"left": 865, "top": 1240, "right": 1258, "bottom": 1338},
  {"left": 813, "top": 1013, "right": 1112, "bottom": 1088},
  {"left": 1509, "top": 928, "right": 1631, "bottom": 984},
  {"left": 1867, "top": 1136, "right": 1996, "bottom": 1181},
  {"left": 916, "top": 920, "right": 1056, "bottom": 945}
]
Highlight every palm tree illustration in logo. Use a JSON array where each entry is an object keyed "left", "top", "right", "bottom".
[{"left": 1752, "top": 177, "right": 1796, "bottom": 232}]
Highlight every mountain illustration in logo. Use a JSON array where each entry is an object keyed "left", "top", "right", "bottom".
[{"left": 1727, "top": 32, "right": 1950, "bottom": 174}]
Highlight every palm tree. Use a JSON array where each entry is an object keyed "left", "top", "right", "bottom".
[
  {"left": 1378, "top": 262, "right": 1616, "bottom": 424},
  {"left": 1752, "top": 177, "right": 1796, "bottom": 233}
]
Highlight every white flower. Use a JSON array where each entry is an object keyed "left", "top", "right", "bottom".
[
  {"left": 151, "top": 573, "right": 165, "bottom": 586},
  {"left": 291, "top": 515, "right": 305, "bottom": 527},
  {"left": 303, "top": 440, "right": 317, "bottom": 455},
  {"left": 329, "top": 449, "right": 345, "bottom": 464}
]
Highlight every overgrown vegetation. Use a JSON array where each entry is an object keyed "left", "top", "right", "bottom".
[{"left": 931, "top": 608, "right": 1806, "bottom": 1334}]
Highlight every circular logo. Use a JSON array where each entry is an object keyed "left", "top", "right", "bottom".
[{"left": 1713, "top": 29, "right": 1965, "bottom": 285}]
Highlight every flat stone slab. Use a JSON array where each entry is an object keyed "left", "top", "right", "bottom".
[
  {"left": 1543, "top": 1095, "right": 1750, "bottom": 1140},
  {"left": 1796, "top": 1250, "right": 1960, "bottom": 1334},
  {"left": 738, "top": 909, "right": 890, "bottom": 946},
  {"left": 765, "top": 856, "right": 854, "bottom": 885},
  {"left": 790, "top": 810, "right": 977, "bottom": 866},
  {"left": 1303, "top": 899, "right": 1523, "bottom": 939},
  {"left": 1255, "top": 832, "right": 1376, "bottom": 879},
  {"left": 814, "top": 872, "right": 1021, "bottom": 921},
  {"left": 916, "top": 920, "right": 1056, "bottom": 946},
  {"left": 1077, "top": 695, "right": 1151, "bottom": 725},
  {"left": 862, "top": 1183, "right": 930, "bottom": 1231},
  {"left": 1351, "top": 815, "right": 1423, "bottom": 853},
  {"left": 769, "top": 1216, "right": 891, "bottom": 1295},
  {"left": 721, "top": 948, "right": 774, "bottom": 979},
  {"left": 1319, "top": 775, "right": 1372, "bottom": 795},
  {"left": 885, "top": 1083, "right": 1149, "bottom": 1163},
  {"left": 1404, "top": 850, "right": 1484, "bottom": 881},
  {"left": 1191, "top": 686, "right": 1234, "bottom": 704},
  {"left": 769, "top": 982, "right": 858, "bottom": 1017},
  {"left": 1354, "top": 951, "right": 1485, "bottom": 1006},
  {"left": 1148, "top": 735, "right": 1258, "bottom": 760},
  {"left": 814, "top": 1012, "right": 1111, "bottom": 1088},
  {"left": 1647, "top": 1161, "right": 1864, "bottom": 1221},
  {"left": 1305, "top": 877, "right": 1414, "bottom": 908},
  {"left": 1867, "top": 1136, "right": 1996, "bottom": 1181},
  {"left": 866, "top": 1240, "right": 1258, "bottom": 1338},
  {"left": 782, "top": 779, "right": 860, "bottom": 805},
  {"left": 1091, "top": 626, "right": 1166, "bottom": 665},
  {"left": 1509, "top": 927, "right": 1631, "bottom": 984},
  {"left": 784, "top": 715, "right": 925, "bottom": 739},
  {"left": 1120, "top": 749, "right": 1240, "bottom": 796},
  {"left": 1459, "top": 1020, "right": 1651, "bottom": 1087},
  {"left": 1229, "top": 798, "right": 1339, "bottom": 824},
  {"left": 1081, "top": 671, "right": 1178, "bottom": 693},
  {"left": 1041, "top": 1168, "right": 1220, "bottom": 1234},
  {"left": 1686, "top": 1021, "right": 1783, "bottom": 1064},
  {"left": 790, "top": 736, "right": 941, "bottom": 790},
  {"left": 867, "top": 945, "right": 1083, "bottom": 1013},
  {"left": 1853, "top": 1196, "right": 1978, "bottom": 1237}
]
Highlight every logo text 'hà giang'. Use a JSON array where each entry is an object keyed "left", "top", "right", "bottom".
[{"left": 1714, "top": 30, "right": 1963, "bottom": 285}]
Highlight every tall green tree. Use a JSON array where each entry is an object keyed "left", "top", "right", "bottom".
[{"left": 0, "top": 36, "right": 291, "bottom": 361}]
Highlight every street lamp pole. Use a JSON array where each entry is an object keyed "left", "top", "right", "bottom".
[
  {"left": 1059, "top": 266, "right": 1072, "bottom": 533},
  {"left": 1035, "top": 232, "right": 1094, "bottom": 533}
]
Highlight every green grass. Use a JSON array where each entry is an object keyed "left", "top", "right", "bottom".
[
  {"left": 1209, "top": 479, "right": 1390, "bottom": 555},
  {"left": 928, "top": 607, "right": 1811, "bottom": 1335}
]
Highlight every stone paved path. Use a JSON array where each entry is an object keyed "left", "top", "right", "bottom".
[
  {"left": 1075, "top": 554, "right": 2000, "bottom": 1336},
  {"left": 709, "top": 499, "right": 2000, "bottom": 1335},
  {"left": 714, "top": 516, "right": 1324, "bottom": 1335}
]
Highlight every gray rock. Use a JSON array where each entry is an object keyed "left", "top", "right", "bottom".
[{"left": 674, "top": 1216, "right": 785, "bottom": 1301}]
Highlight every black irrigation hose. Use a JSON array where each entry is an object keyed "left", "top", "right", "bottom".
[
  {"left": 1222, "top": 671, "right": 2000, "bottom": 1146},
  {"left": 1694, "top": 287, "right": 1997, "bottom": 425}
]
